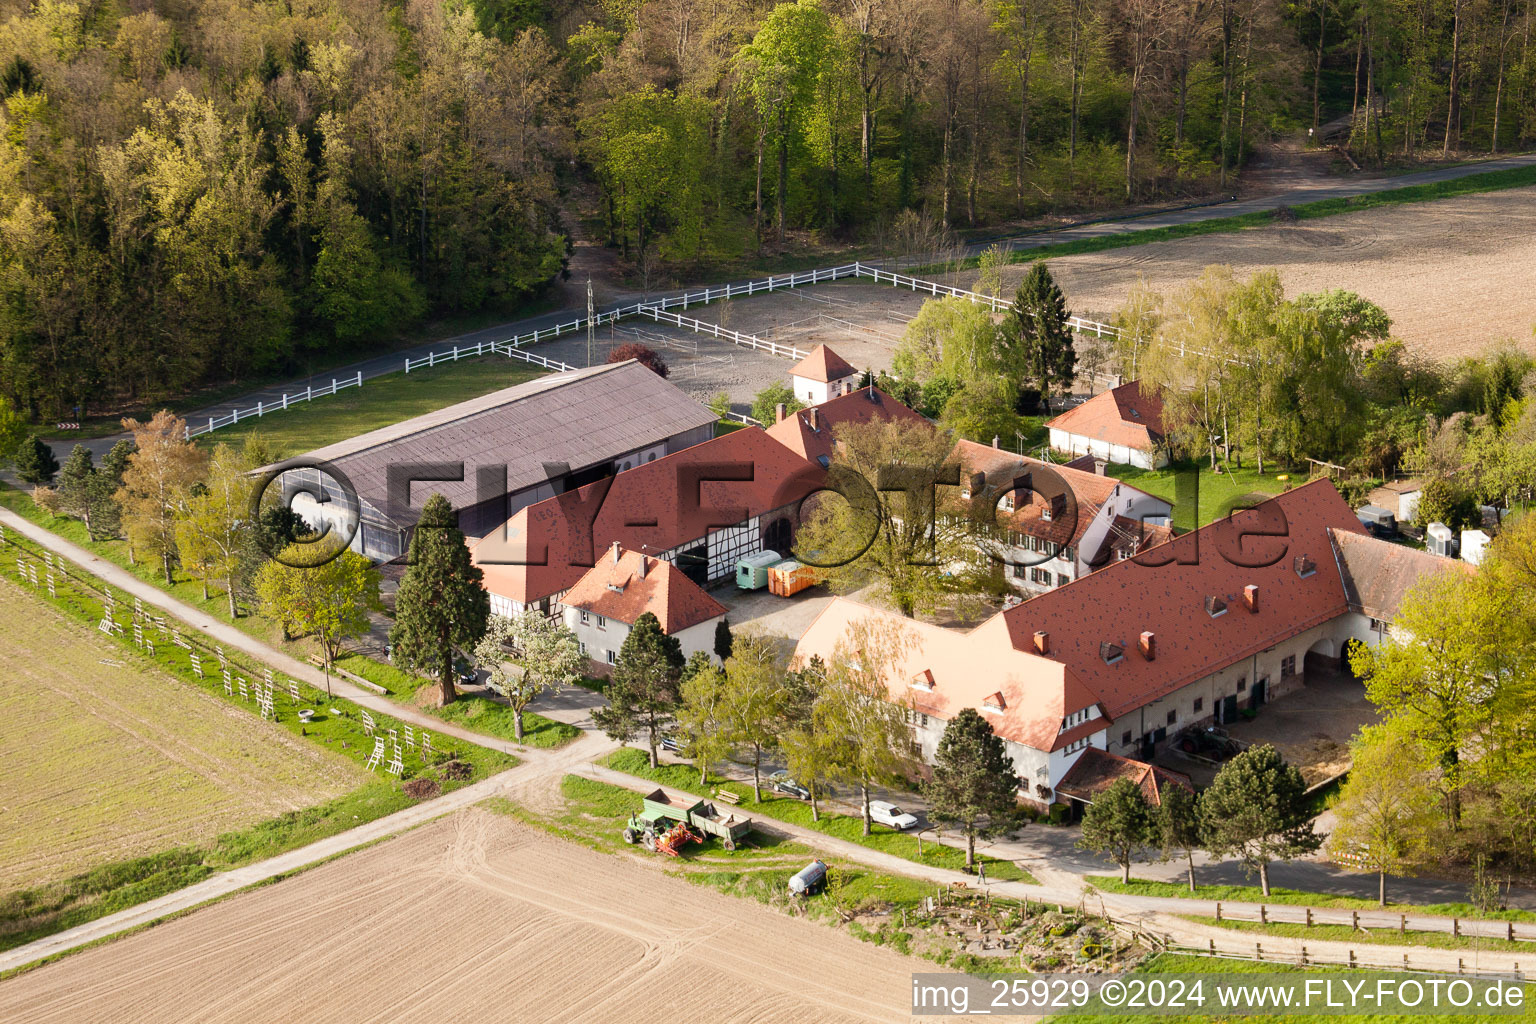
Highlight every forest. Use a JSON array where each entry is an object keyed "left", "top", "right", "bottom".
[{"left": 2, "top": 0, "right": 1535, "bottom": 416}]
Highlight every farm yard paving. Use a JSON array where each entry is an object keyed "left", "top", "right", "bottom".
[
  {"left": 0, "top": 577, "right": 366, "bottom": 894},
  {"left": 0, "top": 810, "right": 971, "bottom": 1024}
]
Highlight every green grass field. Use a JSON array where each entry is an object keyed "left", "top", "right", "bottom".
[
  {"left": 1058, "top": 952, "right": 1534, "bottom": 1023},
  {"left": 1086, "top": 876, "right": 1536, "bottom": 922},
  {"left": 200, "top": 357, "right": 547, "bottom": 457},
  {"left": 1107, "top": 460, "right": 1291, "bottom": 532},
  {"left": 604, "top": 748, "right": 1037, "bottom": 884}
]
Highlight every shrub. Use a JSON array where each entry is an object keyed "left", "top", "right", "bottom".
[
  {"left": 1047, "top": 802, "right": 1072, "bottom": 826},
  {"left": 607, "top": 343, "right": 669, "bottom": 378}
]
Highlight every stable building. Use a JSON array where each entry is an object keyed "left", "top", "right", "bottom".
[
  {"left": 765, "top": 385, "right": 930, "bottom": 468},
  {"left": 472, "top": 425, "right": 821, "bottom": 617},
  {"left": 1046, "top": 380, "right": 1168, "bottom": 470},
  {"left": 561, "top": 543, "right": 728, "bottom": 673},
  {"left": 788, "top": 344, "right": 862, "bottom": 406},
  {"left": 268, "top": 360, "right": 716, "bottom": 561},
  {"left": 794, "top": 480, "right": 1459, "bottom": 808}
]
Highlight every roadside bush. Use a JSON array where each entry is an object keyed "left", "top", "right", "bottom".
[{"left": 1047, "top": 802, "right": 1071, "bottom": 826}]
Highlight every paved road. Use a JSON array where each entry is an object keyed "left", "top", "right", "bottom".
[{"left": 45, "top": 151, "right": 1536, "bottom": 463}]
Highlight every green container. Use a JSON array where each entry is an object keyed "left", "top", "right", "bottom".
[{"left": 735, "top": 549, "right": 782, "bottom": 590}]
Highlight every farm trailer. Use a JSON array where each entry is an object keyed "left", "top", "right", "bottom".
[{"left": 622, "top": 788, "right": 754, "bottom": 853}]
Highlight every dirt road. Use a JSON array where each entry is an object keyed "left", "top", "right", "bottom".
[{"left": 0, "top": 810, "right": 961, "bottom": 1024}]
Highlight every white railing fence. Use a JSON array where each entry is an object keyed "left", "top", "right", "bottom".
[
  {"left": 185, "top": 372, "right": 364, "bottom": 440},
  {"left": 190, "top": 259, "right": 1124, "bottom": 439}
]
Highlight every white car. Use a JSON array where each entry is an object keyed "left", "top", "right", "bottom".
[{"left": 868, "top": 800, "right": 919, "bottom": 831}]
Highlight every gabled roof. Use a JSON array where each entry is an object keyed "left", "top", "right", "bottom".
[
  {"left": 788, "top": 344, "right": 858, "bottom": 383},
  {"left": 1329, "top": 529, "right": 1471, "bottom": 621},
  {"left": 765, "top": 386, "right": 929, "bottom": 466},
  {"left": 1055, "top": 748, "right": 1193, "bottom": 807},
  {"left": 792, "top": 599, "right": 1104, "bottom": 753},
  {"left": 473, "top": 426, "right": 821, "bottom": 605},
  {"left": 562, "top": 545, "right": 727, "bottom": 633},
  {"left": 264, "top": 361, "right": 715, "bottom": 523},
  {"left": 1095, "top": 516, "right": 1176, "bottom": 565},
  {"left": 1046, "top": 381, "right": 1166, "bottom": 452},
  {"left": 952, "top": 440, "right": 1163, "bottom": 549},
  {"left": 1000, "top": 480, "right": 1368, "bottom": 720}
]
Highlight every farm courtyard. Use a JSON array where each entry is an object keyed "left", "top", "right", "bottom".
[
  {"left": 0, "top": 578, "right": 366, "bottom": 894},
  {"left": 0, "top": 808, "right": 947, "bottom": 1024}
]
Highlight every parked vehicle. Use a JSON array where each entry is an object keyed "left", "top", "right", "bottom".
[
  {"left": 788, "top": 859, "right": 828, "bottom": 895},
  {"left": 768, "top": 770, "right": 811, "bottom": 800},
  {"left": 1356, "top": 504, "right": 1398, "bottom": 538},
  {"left": 868, "top": 800, "right": 919, "bottom": 830},
  {"left": 659, "top": 732, "right": 680, "bottom": 753},
  {"left": 622, "top": 788, "right": 753, "bottom": 852}
]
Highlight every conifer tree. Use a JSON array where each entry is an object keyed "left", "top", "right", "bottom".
[
  {"left": 923, "top": 708, "right": 1023, "bottom": 870},
  {"left": 389, "top": 494, "right": 490, "bottom": 706},
  {"left": 593, "top": 611, "right": 684, "bottom": 767},
  {"left": 1006, "top": 262, "right": 1075, "bottom": 408},
  {"left": 15, "top": 435, "right": 59, "bottom": 485}
]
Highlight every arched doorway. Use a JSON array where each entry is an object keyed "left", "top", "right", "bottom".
[
  {"left": 763, "top": 516, "right": 791, "bottom": 556},
  {"left": 1304, "top": 637, "right": 1339, "bottom": 679}
]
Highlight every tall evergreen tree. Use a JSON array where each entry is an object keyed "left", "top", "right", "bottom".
[
  {"left": 713, "top": 617, "right": 734, "bottom": 661},
  {"left": 922, "top": 708, "right": 1023, "bottom": 870},
  {"left": 593, "top": 611, "right": 684, "bottom": 767},
  {"left": 1079, "top": 777, "right": 1160, "bottom": 883},
  {"left": 1201, "top": 744, "right": 1323, "bottom": 896},
  {"left": 15, "top": 435, "right": 59, "bottom": 485},
  {"left": 1005, "top": 262, "right": 1075, "bottom": 408},
  {"left": 389, "top": 494, "right": 490, "bottom": 706}
]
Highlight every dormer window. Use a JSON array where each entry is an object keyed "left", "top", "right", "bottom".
[
  {"left": 1294, "top": 554, "right": 1317, "bottom": 579},
  {"left": 982, "top": 691, "right": 1006, "bottom": 713},
  {"left": 1041, "top": 503, "right": 1052, "bottom": 521},
  {"left": 909, "top": 669, "right": 935, "bottom": 692},
  {"left": 1100, "top": 642, "right": 1124, "bottom": 665},
  {"left": 1002, "top": 491, "right": 1016, "bottom": 511},
  {"left": 816, "top": 455, "right": 830, "bottom": 468},
  {"left": 1205, "top": 595, "right": 1228, "bottom": 618}
]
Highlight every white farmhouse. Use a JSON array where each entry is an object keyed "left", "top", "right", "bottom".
[
  {"left": 560, "top": 543, "right": 728, "bottom": 674},
  {"left": 788, "top": 344, "right": 862, "bottom": 407},
  {"left": 1046, "top": 380, "right": 1168, "bottom": 470}
]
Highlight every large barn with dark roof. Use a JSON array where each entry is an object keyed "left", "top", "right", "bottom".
[{"left": 267, "top": 360, "right": 715, "bottom": 561}]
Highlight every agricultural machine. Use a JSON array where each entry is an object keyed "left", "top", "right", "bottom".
[{"left": 622, "top": 788, "right": 753, "bottom": 854}]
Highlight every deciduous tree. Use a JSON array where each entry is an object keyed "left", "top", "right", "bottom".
[
  {"left": 1326, "top": 723, "right": 1439, "bottom": 905},
  {"left": 115, "top": 412, "right": 206, "bottom": 583},
  {"left": 475, "top": 610, "right": 583, "bottom": 741},
  {"left": 255, "top": 539, "right": 382, "bottom": 696}
]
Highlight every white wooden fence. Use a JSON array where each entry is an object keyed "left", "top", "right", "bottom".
[
  {"left": 188, "top": 259, "right": 1125, "bottom": 439},
  {"left": 184, "top": 372, "right": 363, "bottom": 439}
]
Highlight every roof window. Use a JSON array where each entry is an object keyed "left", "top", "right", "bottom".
[
  {"left": 1205, "top": 595, "right": 1228, "bottom": 618},
  {"left": 1294, "top": 554, "right": 1317, "bottom": 579},
  {"left": 1100, "top": 641, "right": 1124, "bottom": 665}
]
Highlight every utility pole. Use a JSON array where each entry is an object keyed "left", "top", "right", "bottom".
[{"left": 587, "top": 278, "right": 594, "bottom": 368}]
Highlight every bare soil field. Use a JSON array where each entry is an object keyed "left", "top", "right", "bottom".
[
  {"left": 0, "top": 578, "right": 365, "bottom": 893},
  {"left": 0, "top": 809, "right": 948, "bottom": 1024},
  {"left": 950, "top": 185, "right": 1536, "bottom": 362}
]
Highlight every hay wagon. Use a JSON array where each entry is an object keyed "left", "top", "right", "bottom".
[{"left": 622, "top": 788, "right": 754, "bottom": 853}]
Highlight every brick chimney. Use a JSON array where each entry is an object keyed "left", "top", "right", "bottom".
[
  {"left": 611, "top": 541, "right": 622, "bottom": 563},
  {"left": 808, "top": 407, "right": 819, "bottom": 431},
  {"left": 1139, "top": 630, "right": 1156, "bottom": 660},
  {"left": 775, "top": 403, "right": 786, "bottom": 423},
  {"left": 1093, "top": 458, "right": 1107, "bottom": 476},
  {"left": 992, "top": 435, "right": 1001, "bottom": 448},
  {"left": 637, "top": 554, "right": 648, "bottom": 579},
  {"left": 1033, "top": 630, "right": 1050, "bottom": 655},
  {"left": 1243, "top": 584, "right": 1259, "bottom": 612}
]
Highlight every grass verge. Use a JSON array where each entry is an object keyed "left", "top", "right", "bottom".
[
  {"left": 334, "top": 654, "right": 580, "bottom": 750},
  {"left": 197, "top": 357, "right": 547, "bottom": 456},
  {"left": 1178, "top": 915, "right": 1534, "bottom": 954},
  {"left": 604, "top": 748, "right": 1037, "bottom": 884},
  {"left": 1104, "top": 460, "right": 1289, "bottom": 532},
  {"left": 1086, "top": 876, "right": 1536, "bottom": 922}
]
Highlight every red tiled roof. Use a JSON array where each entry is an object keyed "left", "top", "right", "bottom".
[
  {"left": 789, "top": 344, "right": 859, "bottom": 383},
  {"left": 766, "top": 386, "right": 929, "bottom": 466},
  {"left": 1097, "top": 516, "right": 1176, "bottom": 564},
  {"left": 1328, "top": 529, "right": 1472, "bottom": 621},
  {"left": 472, "top": 427, "right": 821, "bottom": 605},
  {"left": 1046, "top": 381, "right": 1166, "bottom": 452},
  {"left": 1000, "top": 480, "right": 1368, "bottom": 720},
  {"left": 952, "top": 440, "right": 1159, "bottom": 550},
  {"left": 794, "top": 601, "right": 1104, "bottom": 752},
  {"left": 1055, "top": 748, "right": 1193, "bottom": 806},
  {"left": 562, "top": 546, "right": 727, "bottom": 632}
]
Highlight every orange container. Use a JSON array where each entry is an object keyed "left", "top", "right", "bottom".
[{"left": 768, "top": 560, "right": 819, "bottom": 597}]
